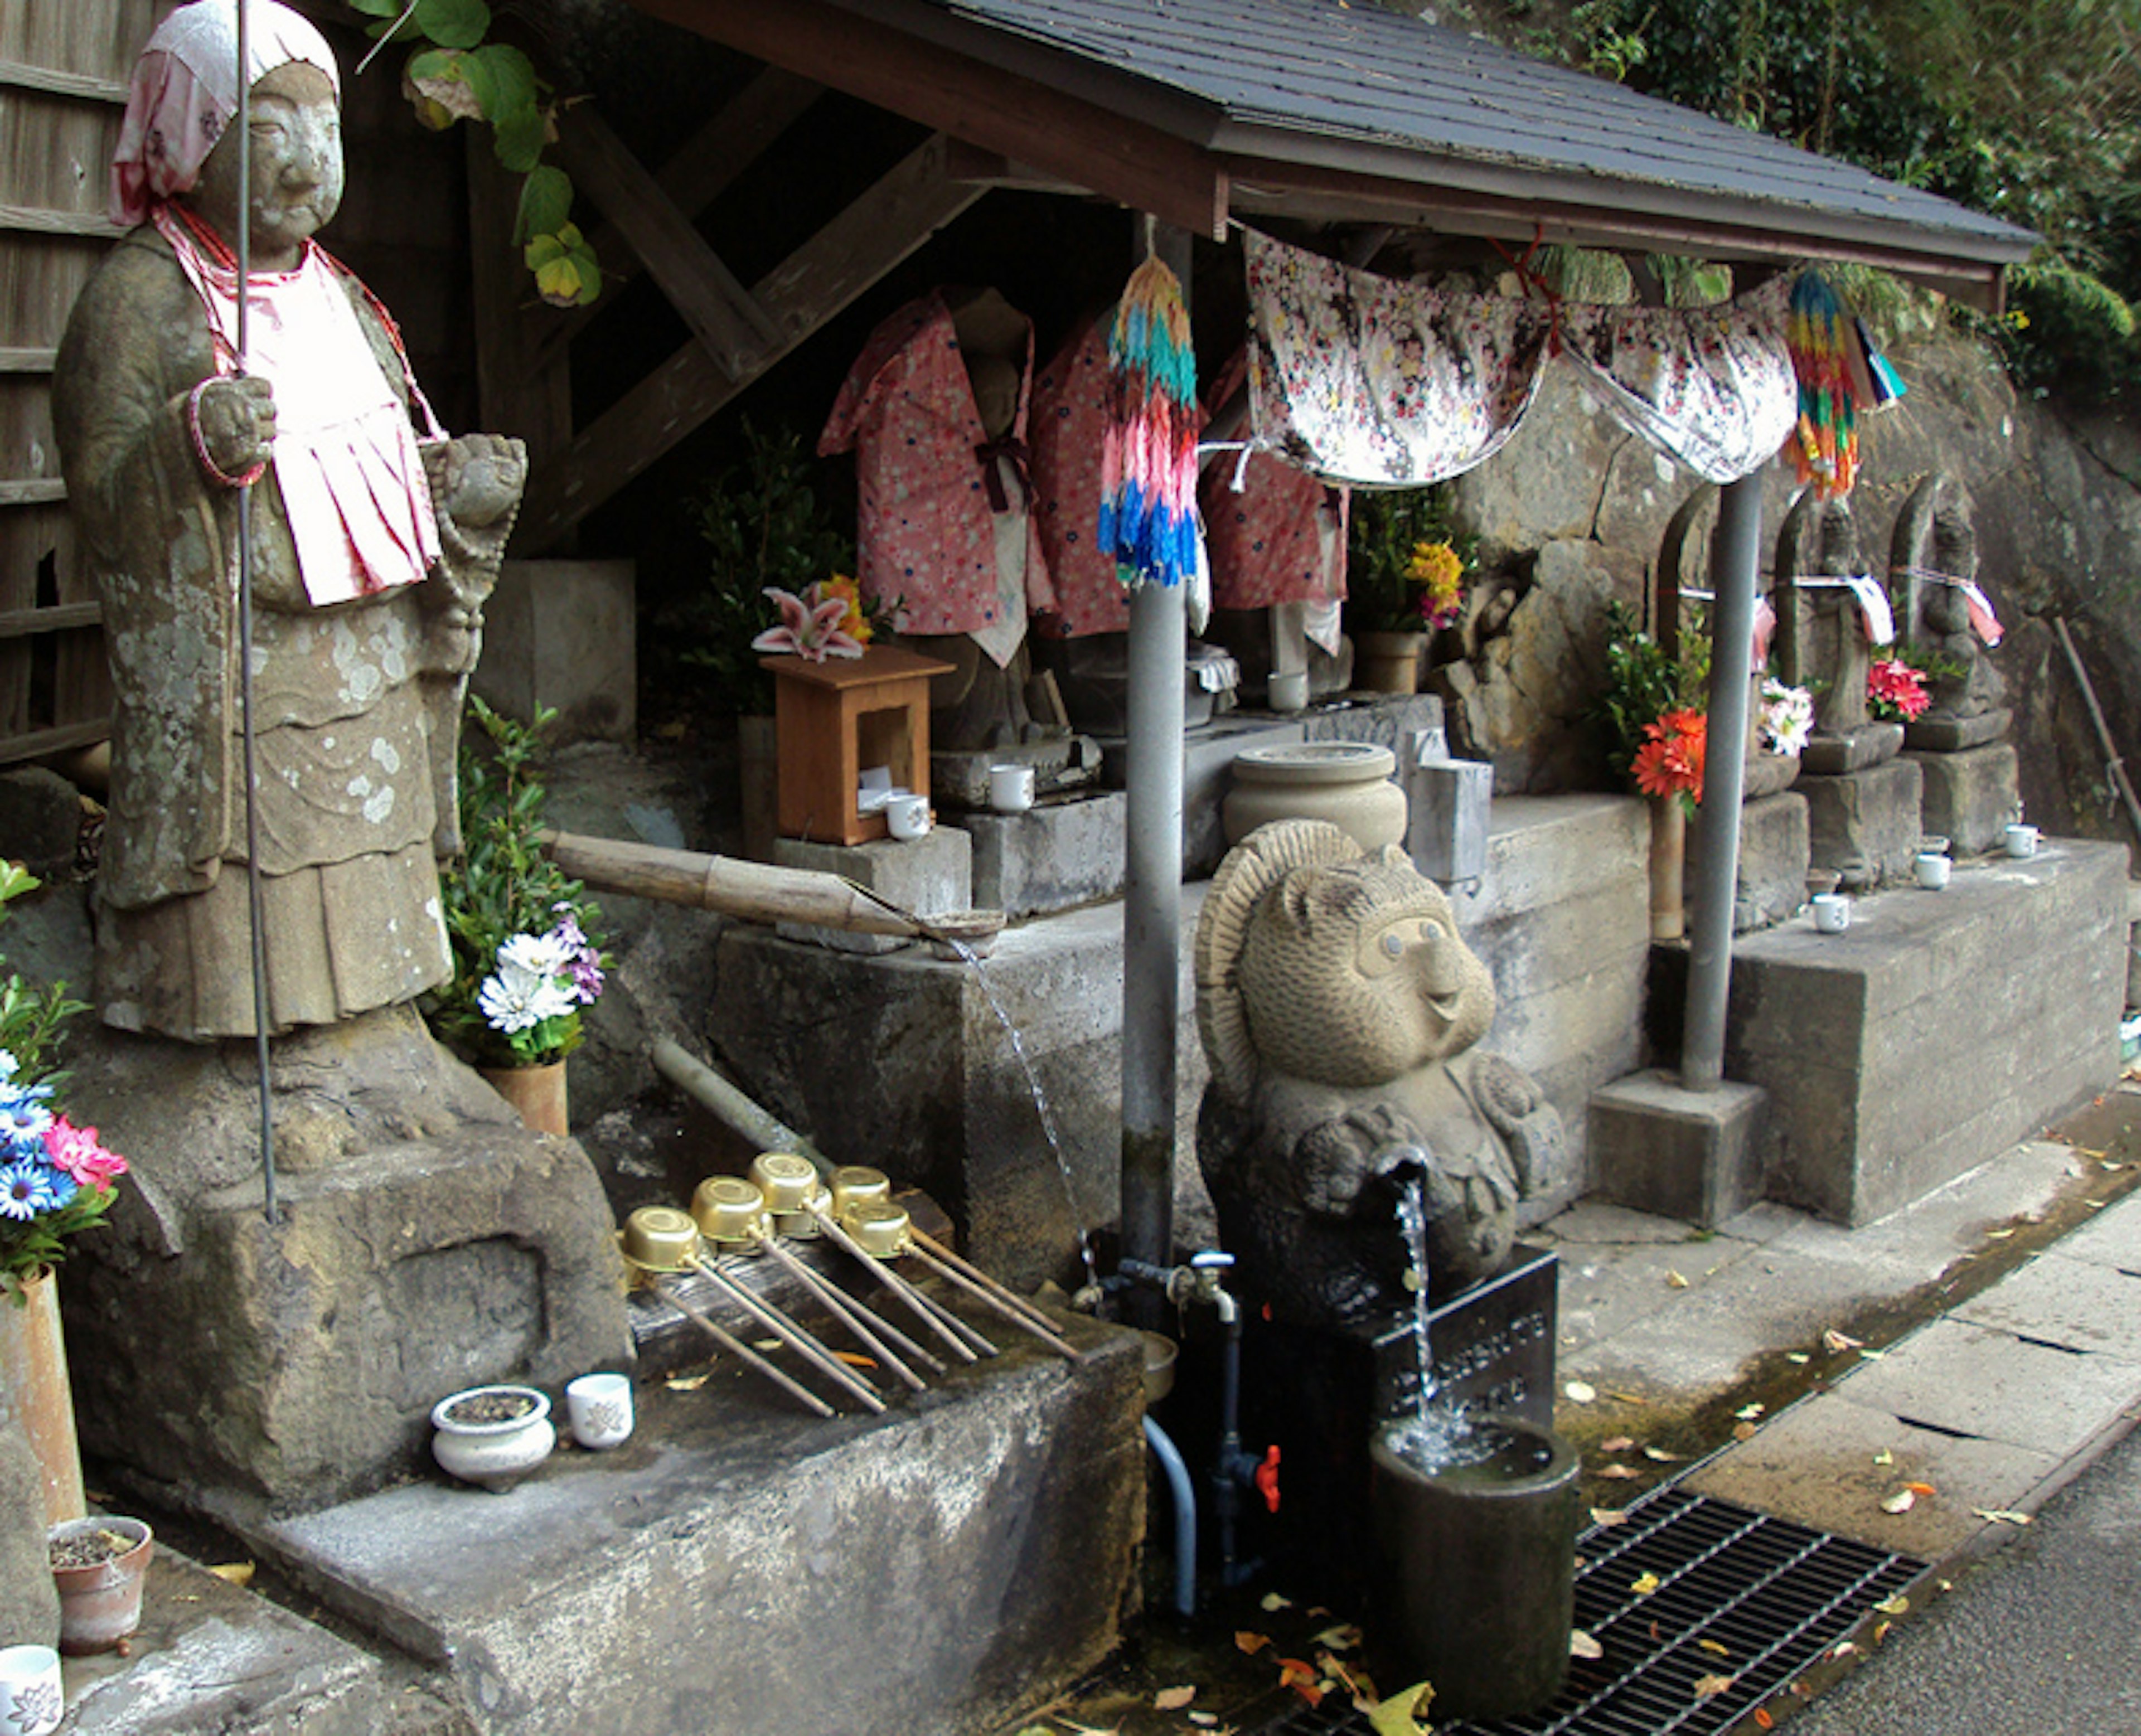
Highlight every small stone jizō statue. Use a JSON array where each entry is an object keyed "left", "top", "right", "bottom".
[
  {"left": 54, "top": 1, "right": 525, "bottom": 1041},
  {"left": 1195, "top": 818, "right": 1566, "bottom": 1326}
]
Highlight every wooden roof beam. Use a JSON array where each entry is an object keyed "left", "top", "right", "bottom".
[{"left": 515, "top": 133, "right": 985, "bottom": 554}]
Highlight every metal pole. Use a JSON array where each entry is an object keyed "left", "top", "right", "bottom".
[
  {"left": 232, "top": 2, "right": 278, "bottom": 1222},
  {"left": 1679, "top": 472, "right": 1764, "bottom": 1090}
]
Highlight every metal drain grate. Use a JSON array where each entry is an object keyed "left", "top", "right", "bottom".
[{"left": 1246, "top": 1488, "right": 1924, "bottom": 1736}]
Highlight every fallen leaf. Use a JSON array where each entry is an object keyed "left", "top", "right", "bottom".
[
  {"left": 1755, "top": 1708, "right": 1776, "bottom": 1729},
  {"left": 1973, "top": 1508, "right": 2034, "bottom": 1526},
  {"left": 1366, "top": 1681, "right": 1435, "bottom": 1736},
  {"left": 208, "top": 1561, "right": 255, "bottom": 1588},
  {"left": 1873, "top": 1621, "right": 1893, "bottom": 1645},
  {"left": 1881, "top": 1489, "right": 1917, "bottom": 1514},
  {"left": 1786, "top": 1352, "right": 1811, "bottom": 1364},
  {"left": 1564, "top": 1380, "right": 1597, "bottom": 1403},
  {"left": 1320, "top": 1652, "right": 1368, "bottom": 1698},
  {"left": 832, "top": 1351, "right": 878, "bottom": 1369},
  {"left": 1311, "top": 1623, "right": 1363, "bottom": 1651},
  {"left": 1570, "top": 1628, "right": 1604, "bottom": 1660},
  {"left": 1733, "top": 1422, "right": 1759, "bottom": 1442},
  {"left": 665, "top": 1372, "right": 712, "bottom": 1392},
  {"left": 753, "top": 1339, "right": 782, "bottom": 1352},
  {"left": 1601, "top": 1436, "right": 1636, "bottom": 1453},
  {"left": 1189, "top": 1715, "right": 1219, "bottom": 1729},
  {"left": 1735, "top": 1403, "right": 1766, "bottom": 1420},
  {"left": 1643, "top": 1446, "right": 1687, "bottom": 1462},
  {"left": 1236, "top": 1631, "right": 1272, "bottom": 1656},
  {"left": 1277, "top": 1657, "right": 1324, "bottom": 1706},
  {"left": 1260, "top": 1592, "right": 1294, "bottom": 1612},
  {"left": 1154, "top": 1685, "right": 1197, "bottom": 1711},
  {"left": 1692, "top": 1672, "right": 1735, "bottom": 1699},
  {"left": 1874, "top": 1594, "right": 1910, "bottom": 1617},
  {"left": 1665, "top": 1269, "right": 1690, "bottom": 1289},
  {"left": 1985, "top": 1226, "right": 2015, "bottom": 1239},
  {"left": 1597, "top": 1463, "right": 1644, "bottom": 1480},
  {"left": 1590, "top": 1507, "right": 1630, "bottom": 1527},
  {"left": 1905, "top": 1481, "right": 1937, "bottom": 1496},
  {"left": 1872, "top": 1449, "right": 1894, "bottom": 1467},
  {"left": 1823, "top": 1328, "right": 1864, "bottom": 1353},
  {"left": 1858, "top": 1347, "right": 1887, "bottom": 1360},
  {"left": 1699, "top": 1638, "right": 1731, "bottom": 1658},
  {"left": 1630, "top": 1571, "right": 1662, "bottom": 1595},
  {"left": 1609, "top": 1390, "right": 1651, "bottom": 1405},
  {"left": 1829, "top": 1641, "right": 1859, "bottom": 1660}
]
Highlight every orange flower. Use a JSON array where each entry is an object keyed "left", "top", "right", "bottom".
[
  {"left": 1633, "top": 709, "right": 1707, "bottom": 804},
  {"left": 822, "top": 573, "right": 872, "bottom": 646}
]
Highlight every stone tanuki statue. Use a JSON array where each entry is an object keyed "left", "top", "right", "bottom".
[
  {"left": 1195, "top": 818, "right": 1565, "bottom": 1326},
  {"left": 53, "top": 1, "right": 525, "bottom": 1041}
]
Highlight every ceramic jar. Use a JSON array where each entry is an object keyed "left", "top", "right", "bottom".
[
  {"left": 1223, "top": 741, "right": 1408, "bottom": 853},
  {"left": 0, "top": 1643, "right": 62, "bottom": 1734},
  {"left": 430, "top": 1385, "right": 555, "bottom": 1490},
  {"left": 1354, "top": 631, "right": 1427, "bottom": 695}
]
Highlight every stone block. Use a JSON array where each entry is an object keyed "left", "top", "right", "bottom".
[
  {"left": 474, "top": 559, "right": 636, "bottom": 745},
  {"left": 967, "top": 790, "right": 1129, "bottom": 918},
  {"left": 774, "top": 828, "right": 973, "bottom": 954},
  {"left": 1798, "top": 755, "right": 1924, "bottom": 888},
  {"left": 1406, "top": 755, "right": 1493, "bottom": 884},
  {"left": 1687, "top": 791, "right": 1809, "bottom": 932},
  {"left": 1903, "top": 707, "right": 2011, "bottom": 752},
  {"left": 1907, "top": 740, "right": 2021, "bottom": 855},
  {"left": 260, "top": 1322, "right": 1146, "bottom": 1736},
  {"left": 1799, "top": 721, "right": 1905, "bottom": 775},
  {"left": 1588, "top": 1069, "right": 1769, "bottom": 1227},
  {"left": 1952, "top": 1250, "right": 2141, "bottom": 1360}
]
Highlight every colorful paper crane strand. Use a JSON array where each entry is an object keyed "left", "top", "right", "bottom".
[
  {"left": 1098, "top": 252, "right": 1199, "bottom": 588},
  {"left": 1786, "top": 271, "right": 1858, "bottom": 500}
]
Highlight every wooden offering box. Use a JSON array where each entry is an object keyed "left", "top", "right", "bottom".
[{"left": 766, "top": 646, "right": 952, "bottom": 846}]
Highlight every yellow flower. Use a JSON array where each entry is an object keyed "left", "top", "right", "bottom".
[
  {"left": 823, "top": 573, "right": 872, "bottom": 644},
  {"left": 1407, "top": 539, "right": 1464, "bottom": 595}
]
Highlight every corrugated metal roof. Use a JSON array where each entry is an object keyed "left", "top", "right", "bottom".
[{"left": 913, "top": 0, "right": 2032, "bottom": 259}]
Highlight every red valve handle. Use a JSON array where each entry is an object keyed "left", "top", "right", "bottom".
[{"left": 1254, "top": 1443, "right": 1282, "bottom": 1514}]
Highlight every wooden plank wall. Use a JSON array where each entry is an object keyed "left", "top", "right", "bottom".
[{"left": 0, "top": 0, "right": 153, "bottom": 764}]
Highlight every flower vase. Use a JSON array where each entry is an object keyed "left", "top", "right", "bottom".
[
  {"left": 479, "top": 1061, "right": 568, "bottom": 1137},
  {"left": 1649, "top": 796, "right": 1687, "bottom": 943},
  {"left": 0, "top": 1271, "right": 84, "bottom": 1529},
  {"left": 1355, "top": 631, "right": 1426, "bottom": 696}
]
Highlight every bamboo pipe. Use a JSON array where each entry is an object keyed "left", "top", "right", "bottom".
[
  {"left": 751, "top": 1233, "right": 936, "bottom": 1391},
  {"left": 542, "top": 830, "right": 1005, "bottom": 947},
  {"left": 652, "top": 1039, "right": 830, "bottom": 1172},
  {"left": 648, "top": 1278, "right": 837, "bottom": 1419},
  {"left": 687, "top": 1256, "right": 888, "bottom": 1414}
]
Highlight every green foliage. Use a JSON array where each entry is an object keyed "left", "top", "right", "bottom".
[
  {"left": 1590, "top": 599, "right": 1711, "bottom": 782},
  {"left": 680, "top": 423, "right": 858, "bottom": 715},
  {"left": 1998, "top": 261, "right": 2141, "bottom": 399},
  {"left": 428, "top": 700, "right": 607, "bottom": 1069},
  {"left": 0, "top": 865, "right": 81, "bottom": 1089},
  {"left": 348, "top": 0, "right": 598, "bottom": 308}
]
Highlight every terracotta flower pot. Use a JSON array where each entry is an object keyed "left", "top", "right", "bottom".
[
  {"left": 0, "top": 1269, "right": 84, "bottom": 1529},
  {"left": 479, "top": 1060, "right": 568, "bottom": 1136},
  {"left": 1355, "top": 629, "right": 1427, "bottom": 695},
  {"left": 49, "top": 1516, "right": 152, "bottom": 1656}
]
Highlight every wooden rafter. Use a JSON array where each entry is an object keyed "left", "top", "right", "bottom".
[{"left": 515, "top": 132, "right": 984, "bottom": 554}]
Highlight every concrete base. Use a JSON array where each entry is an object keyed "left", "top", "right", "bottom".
[
  {"left": 775, "top": 828, "right": 974, "bottom": 954},
  {"left": 1800, "top": 755, "right": 1925, "bottom": 889},
  {"left": 474, "top": 560, "right": 636, "bottom": 745},
  {"left": 57, "top": 1008, "right": 631, "bottom": 1511},
  {"left": 1666, "top": 840, "right": 2127, "bottom": 1224},
  {"left": 1588, "top": 1069, "right": 1770, "bottom": 1228},
  {"left": 255, "top": 1318, "right": 1145, "bottom": 1736},
  {"left": 1909, "top": 740, "right": 2021, "bottom": 855},
  {"left": 966, "top": 790, "right": 1128, "bottom": 918}
]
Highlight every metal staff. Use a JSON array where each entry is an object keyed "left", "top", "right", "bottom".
[{"left": 232, "top": 0, "right": 278, "bottom": 1225}]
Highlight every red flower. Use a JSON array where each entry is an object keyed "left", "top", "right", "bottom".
[
  {"left": 42, "top": 1115, "right": 127, "bottom": 1193},
  {"left": 1867, "top": 657, "right": 1930, "bottom": 721},
  {"left": 1633, "top": 709, "right": 1708, "bottom": 804}
]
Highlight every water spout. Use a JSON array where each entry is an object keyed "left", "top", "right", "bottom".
[{"left": 1386, "top": 1174, "right": 1480, "bottom": 1472}]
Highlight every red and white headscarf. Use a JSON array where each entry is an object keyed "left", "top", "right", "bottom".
[{"left": 110, "top": 0, "right": 340, "bottom": 227}]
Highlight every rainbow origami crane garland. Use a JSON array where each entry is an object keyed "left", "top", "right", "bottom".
[
  {"left": 1098, "top": 253, "right": 1199, "bottom": 588},
  {"left": 1786, "top": 271, "right": 1858, "bottom": 500}
]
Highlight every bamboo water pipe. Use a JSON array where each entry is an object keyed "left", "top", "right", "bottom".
[{"left": 542, "top": 830, "right": 1005, "bottom": 948}]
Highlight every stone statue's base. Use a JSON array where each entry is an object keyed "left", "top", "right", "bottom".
[
  {"left": 56, "top": 1006, "right": 629, "bottom": 1513},
  {"left": 1908, "top": 740, "right": 2021, "bottom": 854},
  {"left": 1799, "top": 721, "right": 1905, "bottom": 775},
  {"left": 1903, "top": 707, "right": 2011, "bottom": 754},
  {"left": 1800, "top": 755, "right": 1925, "bottom": 889}
]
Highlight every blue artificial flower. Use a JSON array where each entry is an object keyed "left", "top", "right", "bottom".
[
  {"left": 0, "top": 1090, "right": 51, "bottom": 1146},
  {"left": 0, "top": 1158, "right": 53, "bottom": 1221}
]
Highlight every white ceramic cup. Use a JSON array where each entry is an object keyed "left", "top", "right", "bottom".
[
  {"left": 1914, "top": 851, "right": 1951, "bottom": 890},
  {"left": 0, "top": 1645, "right": 63, "bottom": 1736},
  {"left": 988, "top": 763, "right": 1035, "bottom": 814},
  {"left": 565, "top": 1371, "right": 634, "bottom": 1450},
  {"left": 1811, "top": 892, "right": 1851, "bottom": 934},
  {"left": 885, "top": 793, "right": 931, "bottom": 840},
  {"left": 1266, "top": 670, "right": 1309, "bottom": 714},
  {"left": 2006, "top": 822, "right": 2040, "bottom": 859}
]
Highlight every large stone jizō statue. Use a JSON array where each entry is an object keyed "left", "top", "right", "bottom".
[
  {"left": 1194, "top": 819, "right": 1565, "bottom": 1327},
  {"left": 54, "top": 3, "right": 524, "bottom": 1041}
]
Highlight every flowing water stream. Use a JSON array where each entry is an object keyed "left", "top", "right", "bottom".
[{"left": 1384, "top": 1174, "right": 1490, "bottom": 1473}]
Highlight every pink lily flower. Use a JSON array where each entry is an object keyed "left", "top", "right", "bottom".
[{"left": 750, "top": 584, "right": 865, "bottom": 663}]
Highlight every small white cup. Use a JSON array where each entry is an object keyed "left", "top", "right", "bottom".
[
  {"left": 988, "top": 763, "right": 1035, "bottom": 814},
  {"left": 1267, "top": 670, "right": 1309, "bottom": 713},
  {"left": 885, "top": 793, "right": 932, "bottom": 840},
  {"left": 1811, "top": 892, "right": 1851, "bottom": 933},
  {"left": 1914, "top": 851, "right": 1951, "bottom": 890},
  {"left": 2006, "top": 822, "right": 2040, "bottom": 859},
  {"left": 565, "top": 1371, "right": 634, "bottom": 1450},
  {"left": 0, "top": 1645, "right": 63, "bottom": 1736}
]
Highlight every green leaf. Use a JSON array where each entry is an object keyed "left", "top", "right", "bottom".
[
  {"left": 514, "top": 166, "right": 573, "bottom": 244},
  {"left": 492, "top": 106, "right": 547, "bottom": 175},
  {"left": 413, "top": 0, "right": 490, "bottom": 50},
  {"left": 471, "top": 43, "right": 539, "bottom": 123},
  {"left": 524, "top": 232, "right": 567, "bottom": 270},
  {"left": 534, "top": 254, "right": 586, "bottom": 307},
  {"left": 569, "top": 245, "right": 603, "bottom": 306},
  {"left": 348, "top": 0, "right": 405, "bottom": 14}
]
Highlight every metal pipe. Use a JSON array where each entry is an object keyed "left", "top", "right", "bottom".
[
  {"left": 809, "top": 1208, "right": 995, "bottom": 1361},
  {"left": 1680, "top": 472, "right": 1765, "bottom": 1089},
  {"left": 1143, "top": 1414, "right": 1198, "bottom": 1617},
  {"left": 650, "top": 1039, "right": 831, "bottom": 1176},
  {"left": 907, "top": 1224, "right": 1066, "bottom": 1338}
]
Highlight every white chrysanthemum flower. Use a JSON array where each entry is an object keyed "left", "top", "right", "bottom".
[
  {"left": 478, "top": 967, "right": 578, "bottom": 1034},
  {"left": 497, "top": 930, "right": 573, "bottom": 980}
]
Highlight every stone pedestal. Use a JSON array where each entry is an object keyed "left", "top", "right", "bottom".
[
  {"left": 56, "top": 1007, "right": 631, "bottom": 1512},
  {"left": 1907, "top": 740, "right": 2021, "bottom": 855},
  {"left": 1588, "top": 1069, "right": 1771, "bottom": 1227},
  {"left": 474, "top": 560, "right": 637, "bottom": 745},
  {"left": 1800, "top": 721, "right": 1905, "bottom": 775},
  {"left": 1799, "top": 756, "right": 1924, "bottom": 889},
  {"left": 1687, "top": 790, "right": 1810, "bottom": 932},
  {"left": 1903, "top": 707, "right": 2011, "bottom": 753},
  {"left": 774, "top": 829, "right": 973, "bottom": 955}
]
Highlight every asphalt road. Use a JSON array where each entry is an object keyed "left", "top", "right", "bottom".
[{"left": 1785, "top": 1418, "right": 2141, "bottom": 1734}]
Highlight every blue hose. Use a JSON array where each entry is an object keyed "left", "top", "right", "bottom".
[{"left": 1143, "top": 1414, "right": 1197, "bottom": 1617}]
